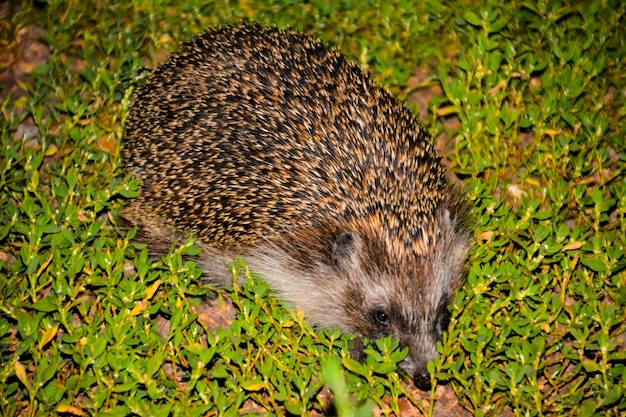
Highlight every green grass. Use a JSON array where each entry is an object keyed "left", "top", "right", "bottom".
[{"left": 1, "top": 0, "right": 625, "bottom": 416}]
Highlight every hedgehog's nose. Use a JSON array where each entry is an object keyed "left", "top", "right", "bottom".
[{"left": 413, "top": 371, "right": 432, "bottom": 391}]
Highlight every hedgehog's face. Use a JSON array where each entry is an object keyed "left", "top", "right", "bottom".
[
  {"left": 351, "top": 284, "right": 455, "bottom": 391},
  {"left": 335, "top": 208, "right": 471, "bottom": 391}
]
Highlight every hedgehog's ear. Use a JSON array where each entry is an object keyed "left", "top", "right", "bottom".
[{"left": 332, "top": 231, "right": 362, "bottom": 271}]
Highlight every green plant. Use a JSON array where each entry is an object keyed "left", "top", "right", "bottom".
[{"left": 1, "top": 0, "right": 624, "bottom": 415}]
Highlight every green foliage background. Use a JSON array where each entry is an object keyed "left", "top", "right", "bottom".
[{"left": 0, "top": 0, "right": 624, "bottom": 416}]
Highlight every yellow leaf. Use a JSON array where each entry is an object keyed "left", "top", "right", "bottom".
[
  {"left": 145, "top": 279, "right": 161, "bottom": 300},
  {"left": 525, "top": 177, "right": 541, "bottom": 186},
  {"left": 544, "top": 128, "right": 560, "bottom": 138},
  {"left": 56, "top": 405, "right": 84, "bottom": 415},
  {"left": 15, "top": 361, "right": 30, "bottom": 389},
  {"left": 241, "top": 378, "right": 265, "bottom": 391},
  {"left": 562, "top": 241, "right": 583, "bottom": 251},
  {"left": 44, "top": 143, "right": 59, "bottom": 156},
  {"left": 478, "top": 231, "right": 494, "bottom": 242},
  {"left": 36, "top": 252, "right": 54, "bottom": 278},
  {"left": 435, "top": 105, "right": 461, "bottom": 116},
  {"left": 39, "top": 324, "right": 59, "bottom": 350},
  {"left": 130, "top": 299, "right": 147, "bottom": 317}
]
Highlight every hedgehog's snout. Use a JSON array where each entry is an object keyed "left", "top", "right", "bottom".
[
  {"left": 398, "top": 347, "right": 438, "bottom": 391},
  {"left": 413, "top": 370, "right": 432, "bottom": 391}
]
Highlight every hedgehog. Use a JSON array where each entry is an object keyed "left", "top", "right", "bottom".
[{"left": 122, "top": 24, "right": 472, "bottom": 391}]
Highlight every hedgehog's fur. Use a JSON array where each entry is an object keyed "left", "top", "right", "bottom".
[{"left": 122, "top": 24, "right": 472, "bottom": 390}]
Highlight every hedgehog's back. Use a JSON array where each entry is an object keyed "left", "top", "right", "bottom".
[{"left": 123, "top": 24, "right": 448, "bottom": 253}]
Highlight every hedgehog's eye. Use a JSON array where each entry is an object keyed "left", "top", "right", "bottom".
[{"left": 373, "top": 309, "right": 391, "bottom": 327}]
